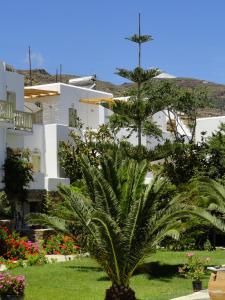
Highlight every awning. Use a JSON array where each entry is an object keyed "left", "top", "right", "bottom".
[
  {"left": 24, "top": 88, "right": 60, "bottom": 99},
  {"left": 79, "top": 97, "right": 114, "bottom": 105}
]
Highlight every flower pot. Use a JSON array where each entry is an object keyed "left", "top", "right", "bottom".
[
  {"left": 1, "top": 295, "right": 24, "bottom": 300},
  {"left": 208, "top": 271, "right": 225, "bottom": 300},
  {"left": 192, "top": 280, "right": 202, "bottom": 292}
]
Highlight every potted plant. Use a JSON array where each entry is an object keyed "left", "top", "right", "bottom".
[
  {"left": 179, "top": 252, "right": 210, "bottom": 292},
  {"left": 0, "top": 273, "right": 25, "bottom": 299}
]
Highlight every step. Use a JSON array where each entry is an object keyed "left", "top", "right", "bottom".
[{"left": 171, "top": 290, "right": 209, "bottom": 300}]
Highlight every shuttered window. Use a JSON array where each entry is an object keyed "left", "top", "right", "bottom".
[
  {"left": 7, "top": 91, "right": 16, "bottom": 111},
  {"left": 69, "top": 107, "right": 78, "bottom": 127},
  {"left": 32, "top": 153, "right": 41, "bottom": 173}
]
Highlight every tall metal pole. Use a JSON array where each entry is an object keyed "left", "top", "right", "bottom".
[
  {"left": 28, "top": 46, "right": 32, "bottom": 86},
  {"left": 59, "top": 64, "right": 62, "bottom": 82},
  {"left": 56, "top": 69, "right": 58, "bottom": 82}
]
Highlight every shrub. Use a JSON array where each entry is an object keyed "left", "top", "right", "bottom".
[
  {"left": 43, "top": 234, "right": 80, "bottom": 255},
  {"left": 179, "top": 252, "right": 210, "bottom": 281},
  {"left": 0, "top": 226, "right": 39, "bottom": 260},
  {"left": 26, "top": 253, "right": 48, "bottom": 266},
  {"left": 0, "top": 273, "right": 25, "bottom": 296}
]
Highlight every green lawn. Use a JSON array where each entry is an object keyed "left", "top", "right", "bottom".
[{"left": 11, "top": 250, "right": 225, "bottom": 300}]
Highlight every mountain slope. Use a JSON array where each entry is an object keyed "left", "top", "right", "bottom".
[{"left": 18, "top": 69, "right": 225, "bottom": 117}]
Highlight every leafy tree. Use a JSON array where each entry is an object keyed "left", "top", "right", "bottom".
[
  {"left": 160, "top": 141, "right": 207, "bottom": 186},
  {"left": 3, "top": 149, "right": 33, "bottom": 198},
  {"left": 27, "top": 155, "right": 224, "bottom": 300},
  {"left": 159, "top": 123, "right": 225, "bottom": 187},
  {"left": 3, "top": 148, "right": 33, "bottom": 228},
  {"left": 204, "top": 123, "right": 225, "bottom": 181},
  {"left": 143, "top": 80, "right": 209, "bottom": 143},
  {"left": 108, "top": 14, "right": 161, "bottom": 147},
  {"left": 59, "top": 124, "right": 116, "bottom": 183}
]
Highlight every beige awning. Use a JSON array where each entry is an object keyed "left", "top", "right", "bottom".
[
  {"left": 80, "top": 97, "right": 114, "bottom": 105},
  {"left": 24, "top": 88, "right": 60, "bottom": 99}
]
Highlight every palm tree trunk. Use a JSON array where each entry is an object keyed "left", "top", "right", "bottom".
[{"left": 105, "top": 285, "right": 136, "bottom": 300}]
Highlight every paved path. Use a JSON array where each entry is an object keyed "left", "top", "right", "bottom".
[{"left": 171, "top": 290, "right": 209, "bottom": 300}]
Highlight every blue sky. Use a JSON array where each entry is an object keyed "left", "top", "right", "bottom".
[{"left": 1, "top": 0, "right": 225, "bottom": 84}]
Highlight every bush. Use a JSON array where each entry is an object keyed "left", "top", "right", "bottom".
[
  {"left": 0, "top": 273, "right": 25, "bottom": 296},
  {"left": 0, "top": 226, "right": 39, "bottom": 260},
  {"left": 26, "top": 253, "right": 48, "bottom": 266},
  {"left": 43, "top": 234, "right": 80, "bottom": 255}
]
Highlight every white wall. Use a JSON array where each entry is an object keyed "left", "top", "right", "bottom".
[
  {"left": 146, "top": 131, "right": 173, "bottom": 150},
  {"left": 114, "top": 111, "right": 170, "bottom": 149},
  {"left": 0, "top": 62, "right": 6, "bottom": 100},
  {"left": 152, "top": 111, "right": 167, "bottom": 131},
  {"left": 196, "top": 116, "right": 225, "bottom": 143},
  {"left": 5, "top": 71, "right": 24, "bottom": 111},
  {"left": 24, "top": 124, "right": 70, "bottom": 190},
  {"left": 59, "top": 84, "right": 112, "bottom": 129},
  {"left": 6, "top": 132, "right": 24, "bottom": 149},
  {"left": 0, "top": 61, "right": 24, "bottom": 111},
  {"left": 44, "top": 124, "right": 69, "bottom": 178},
  {"left": 26, "top": 83, "right": 112, "bottom": 129},
  {"left": 44, "top": 124, "right": 58, "bottom": 178},
  {"left": 24, "top": 125, "right": 45, "bottom": 173}
]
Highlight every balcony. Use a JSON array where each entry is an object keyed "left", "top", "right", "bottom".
[
  {"left": 0, "top": 100, "right": 33, "bottom": 132},
  {"left": 0, "top": 100, "right": 13, "bottom": 123},
  {"left": 14, "top": 111, "right": 33, "bottom": 131}
]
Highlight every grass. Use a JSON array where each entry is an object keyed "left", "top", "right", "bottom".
[{"left": 10, "top": 250, "right": 225, "bottom": 300}]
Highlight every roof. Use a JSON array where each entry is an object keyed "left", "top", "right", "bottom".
[
  {"left": 24, "top": 88, "right": 60, "bottom": 99},
  {"left": 155, "top": 72, "right": 176, "bottom": 79}
]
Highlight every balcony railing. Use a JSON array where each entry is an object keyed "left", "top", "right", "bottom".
[
  {"left": 32, "top": 110, "right": 43, "bottom": 124},
  {"left": 14, "top": 111, "right": 33, "bottom": 131},
  {"left": 0, "top": 100, "right": 13, "bottom": 122}
]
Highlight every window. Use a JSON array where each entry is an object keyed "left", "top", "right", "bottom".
[
  {"left": 69, "top": 107, "right": 78, "bottom": 127},
  {"left": 7, "top": 91, "right": 16, "bottom": 111},
  {"left": 31, "top": 151, "right": 41, "bottom": 173}
]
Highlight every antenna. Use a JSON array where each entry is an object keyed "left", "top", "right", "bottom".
[
  {"left": 28, "top": 46, "right": 32, "bottom": 86},
  {"left": 59, "top": 64, "right": 62, "bottom": 82},
  {"left": 56, "top": 69, "right": 58, "bottom": 82}
]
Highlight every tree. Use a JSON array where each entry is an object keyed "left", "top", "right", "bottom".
[
  {"left": 58, "top": 124, "right": 116, "bottom": 183},
  {"left": 143, "top": 80, "right": 209, "bottom": 143},
  {"left": 108, "top": 14, "right": 161, "bottom": 147},
  {"left": 3, "top": 148, "right": 33, "bottom": 229},
  {"left": 27, "top": 155, "right": 224, "bottom": 300}
]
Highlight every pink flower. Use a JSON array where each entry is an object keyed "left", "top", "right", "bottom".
[{"left": 186, "top": 252, "right": 194, "bottom": 257}]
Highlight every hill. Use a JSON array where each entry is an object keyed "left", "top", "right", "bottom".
[{"left": 18, "top": 69, "right": 225, "bottom": 117}]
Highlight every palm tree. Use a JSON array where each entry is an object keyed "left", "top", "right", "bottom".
[
  {"left": 199, "top": 179, "right": 225, "bottom": 213},
  {"left": 27, "top": 156, "right": 225, "bottom": 300}
]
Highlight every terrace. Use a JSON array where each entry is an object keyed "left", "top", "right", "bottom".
[{"left": 0, "top": 99, "right": 32, "bottom": 131}]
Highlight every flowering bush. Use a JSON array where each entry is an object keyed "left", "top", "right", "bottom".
[
  {"left": 0, "top": 273, "right": 25, "bottom": 296},
  {"left": 43, "top": 234, "right": 80, "bottom": 255},
  {"left": 26, "top": 253, "right": 48, "bottom": 266},
  {"left": 179, "top": 252, "right": 210, "bottom": 281},
  {"left": 0, "top": 226, "right": 39, "bottom": 260}
]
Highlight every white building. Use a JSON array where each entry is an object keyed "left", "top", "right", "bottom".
[
  {"left": 0, "top": 62, "right": 33, "bottom": 190},
  {"left": 23, "top": 82, "right": 113, "bottom": 192},
  {"left": 0, "top": 62, "right": 112, "bottom": 206},
  {"left": 195, "top": 116, "right": 225, "bottom": 143}
]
